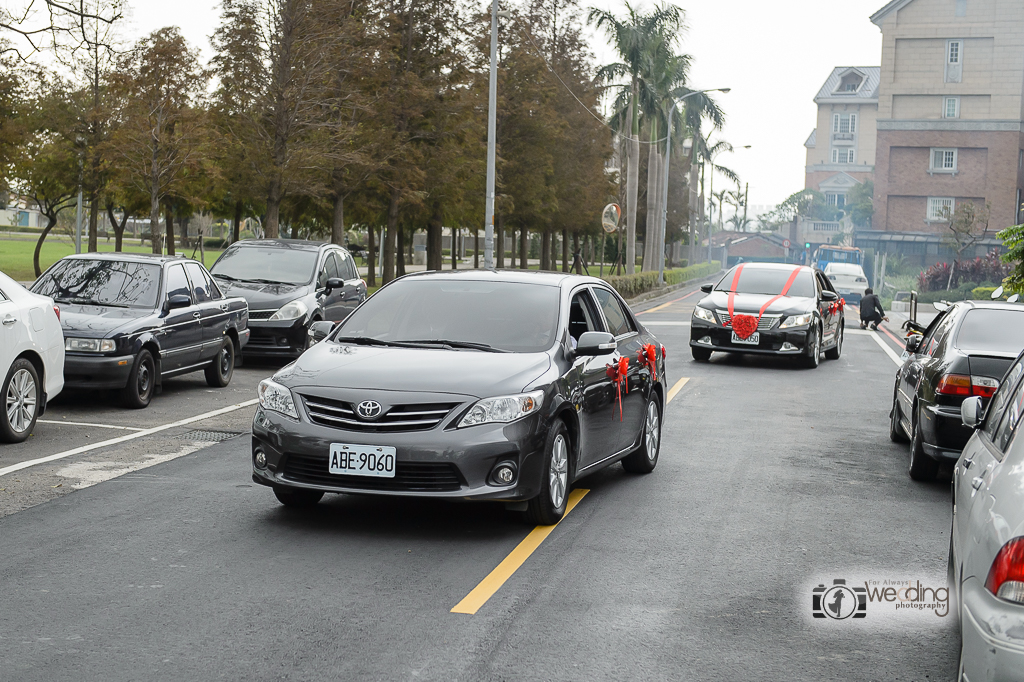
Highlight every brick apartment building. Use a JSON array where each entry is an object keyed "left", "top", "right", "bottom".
[{"left": 858, "top": 0, "right": 1024, "bottom": 264}]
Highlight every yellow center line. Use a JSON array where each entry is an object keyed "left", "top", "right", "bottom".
[
  {"left": 450, "top": 488, "right": 589, "bottom": 615},
  {"left": 666, "top": 376, "right": 690, "bottom": 403}
]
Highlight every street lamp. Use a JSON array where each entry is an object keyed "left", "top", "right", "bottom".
[
  {"left": 658, "top": 87, "right": 731, "bottom": 285},
  {"left": 483, "top": 0, "right": 511, "bottom": 270}
]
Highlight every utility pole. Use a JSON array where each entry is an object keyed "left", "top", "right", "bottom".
[
  {"left": 75, "top": 190, "right": 83, "bottom": 254},
  {"left": 483, "top": 0, "right": 500, "bottom": 270}
]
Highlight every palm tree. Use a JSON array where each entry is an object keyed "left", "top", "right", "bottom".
[
  {"left": 681, "top": 94, "right": 725, "bottom": 264},
  {"left": 589, "top": 2, "right": 683, "bottom": 274}
]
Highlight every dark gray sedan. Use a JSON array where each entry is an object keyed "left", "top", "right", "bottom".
[{"left": 251, "top": 271, "right": 665, "bottom": 524}]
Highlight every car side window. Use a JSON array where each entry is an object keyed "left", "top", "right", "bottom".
[
  {"left": 982, "top": 359, "right": 1024, "bottom": 441},
  {"left": 916, "top": 311, "right": 946, "bottom": 356},
  {"left": 568, "top": 290, "right": 601, "bottom": 344},
  {"left": 929, "top": 310, "right": 959, "bottom": 357},
  {"left": 165, "top": 265, "right": 191, "bottom": 303},
  {"left": 205, "top": 268, "right": 224, "bottom": 299},
  {"left": 593, "top": 287, "right": 635, "bottom": 337},
  {"left": 991, "top": 376, "right": 1024, "bottom": 456},
  {"left": 184, "top": 262, "right": 211, "bottom": 303},
  {"left": 339, "top": 251, "right": 358, "bottom": 280},
  {"left": 317, "top": 253, "right": 339, "bottom": 288}
]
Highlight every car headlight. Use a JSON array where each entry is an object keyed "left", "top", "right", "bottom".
[
  {"left": 65, "top": 337, "right": 115, "bottom": 352},
  {"left": 692, "top": 306, "right": 716, "bottom": 323},
  {"left": 459, "top": 390, "right": 544, "bottom": 428},
  {"left": 779, "top": 313, "right": 814, "bottom": 329},
  {"left": 269, "top": 299, "right": 309, "bottom": 321},
  {"left": 258, "top": 379, "right": 298, "bottom": 419}
]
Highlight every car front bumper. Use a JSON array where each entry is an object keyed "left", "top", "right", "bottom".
[
  {"left": 243, "top": 318, "right": 307, "bottom": 357},
  {"left": 922, "top": 403, "right": 971, "bottom": 462},
  {"left": 250, "top": 403, "right": 549, "bottom": 502},
  {"left": 62, "top": 353, "right": 134, "bottom": 390},
  {"left": 689, "top": 320, "right": 812, "bottom": 356},
  {"left": 960, "top": 577, "right": 1024, "bottom": 681}
]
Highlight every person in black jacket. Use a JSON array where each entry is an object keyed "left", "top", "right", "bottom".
[{"left": 859, "top": 288, "right": 888, "bottom": 330}]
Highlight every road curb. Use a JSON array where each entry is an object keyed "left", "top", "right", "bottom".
[{"left": 627, "top": 270, "right": 724, "bottom": 309}]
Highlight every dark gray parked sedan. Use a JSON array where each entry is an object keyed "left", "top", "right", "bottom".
[{"left": 251, "top": 270, "right": 665, "bottom": 524}]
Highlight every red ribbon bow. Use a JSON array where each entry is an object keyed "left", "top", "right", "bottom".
[
  {"left": 606, "top": 356, "right": 629, "bottom": 421},
  {"left": 638, "top": 343, "right": 658, "bottom": 381}
]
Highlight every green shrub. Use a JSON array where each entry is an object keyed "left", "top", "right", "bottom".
[
  {"left": 973, "top": 286, "right": 998, "bottom": 300},
  {"left": 604, "top": 261, "right": 721, "bottom": 299}
]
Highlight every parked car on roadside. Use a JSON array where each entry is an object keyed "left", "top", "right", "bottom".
[
  {"left": 890, "top": 300, "right": 1024, "bottom": 480},
  {"left": 951, "top": 349, "right": 1024, "bottom": 680},
  {"left": 31, "top": 254, "right": 249, "bottom": 409},
  {"left": 689, "top": 262, "right": 845, "bottom": 368},
  {"left": 823, "top": 262, "right": 869, "bottom": 304},
  {"left": 252, "top": 271, "right": 665, "bottom": 524},
  {"left": 0, "top": 270, "right": 64, "bottom": 443},
  {"left": 209, "top": 240, "right": 366, "bottom": 360}
]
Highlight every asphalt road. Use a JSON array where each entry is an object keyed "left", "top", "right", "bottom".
[{"left": 0, "top": 283, "right": 958, "bottom": 681}]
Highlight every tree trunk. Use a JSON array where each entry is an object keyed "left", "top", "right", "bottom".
[
  {"left": 180, "top": 216, "right": 189, "bottom": 251},
  {"left": 383, "top": 187, "right": 399, "bottom": 284},
  {"left": 106, "top": 203, "right": 127, "bottom": 252},
  {"left": 149, "top": 185, "right": 161, "bottom": 254},
  {"left": 452, "top": 228, "right": 458, "bottom": 270},
  {"left": 540, "top": 229, "right": 550, "bottom": 271},
  {"left": 165, "top": 207, "right": 176, "bottom": 256},
  {"left": 265, "top": 175, "right": 281, "bottom": 238},
  {"left": 34, "top": 215, "right": 58, "bottom": 277},
  {"left": 643, "top": 139, "right": 660, "bottom": 271},
  {"left": 396, "top": 225, "right": 406, "bottom": 277},
  {"left": 561, "top": 227, "right": 569, "bottom": 272},
  {"left": 625, "top": 138, "right": 639, "bottom": 273},
  {"left": 474, "top": 229, "right": 479, "bottom": 269},
  {"left": 427, "top": 202, "right": 443, "bottom": 271},
  {"left": 510, "top": 223, "right": 517, "bottom": 266},
  {"left": 573, "top": 232, "right": 581, "bottom": 274},
  {"left": 331, "top": 193, "right": 345, "bottom": 246},
  {"left": 688, "top": 145, "right": 699, "bottom": 267},
  {"left": 496, "top": 214, "right": 504, "bottom": 268},
  {"left": 520, "top": 227, "right": 528, "bottom": 269},
  {"left": 87, "top": 194, "right": 98, "bottom": 252},
  {"left": 366, "top": 225, "right": 376, "bottom": 287},
  {"left": 232, "top": 201, "right": 242, "bottom": 244}
]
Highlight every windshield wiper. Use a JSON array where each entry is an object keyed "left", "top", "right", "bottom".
[
  {"left": 213, "top": 274, "right": 241, "bottom": 282},
  {"left": 247, "top": 278, "right": 292, "bottom": 285},
  {"left": 402, "top": 339, "right": 506, "bottom": 353},
  {"left": 55, "top": 298, "right": 129, "bottom": 308},
  {"left": 334, "top": 336, "right": 413, "bottom": 348}
]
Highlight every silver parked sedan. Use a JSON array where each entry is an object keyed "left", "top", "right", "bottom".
[{"left": 952, "top": 350, "right": 1024, "bottom": 680}]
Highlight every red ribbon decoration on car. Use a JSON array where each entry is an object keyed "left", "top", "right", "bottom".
[
  {"left": 605, "top": 356, "right": 630, "bottom": 421},
  {"left": 638, "top": 343, "right": 658, "bottom": 381},
  {"left": 726, "top": 265, "right": 804, "bottom": 340}
]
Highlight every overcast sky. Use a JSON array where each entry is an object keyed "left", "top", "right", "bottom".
[{"left": 126, "top": 0, "right": 886, "bottom": 212}]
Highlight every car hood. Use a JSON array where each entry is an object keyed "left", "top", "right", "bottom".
[
  {"left": 276, "top": 342, "right": 552, "bottom": 398},
  {"left": 59, "top": 304, "right": 154, "bottom": 337},
  {"left": 214, "top": 279, "right": 311, "bottom": 310},
  {"left": 697, "top": 291, "right": 815, "bottom": 316}
]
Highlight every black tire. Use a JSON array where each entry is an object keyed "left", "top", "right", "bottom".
[
  {"left": 909, "top": 408, "right": 939, "bottom": 481},
  {"left": 1, "top": 358, "right": 40, "bottom": 444},
  {"left": 273, "top": 485, "right": 324, "bottom": 508},
  {"left": 691, "top": 346, "right": 712, "bottom": 362},
  {"left": 824, "top": 323, "right": 843, "bottom": 360},
  {"left": 526, "top": 420, "right": 571, "bottom": 525},
  {"left": 889, "top": 393, "right": 909, "bottom": 443},
  {"left": 802, "top": 325, "right": 821, "bottom": 369},
  {"left": 120, "top": 349, "right": 155, "bottom": 409},
  {"left": 204, "top": 338, "right": 235, "bottom": 388},
  {"left": 622, "top": 396, "right": 661, "bottom": 474}
]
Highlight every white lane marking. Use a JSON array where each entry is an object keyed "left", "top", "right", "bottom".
[
  {"left": 56, "top": 443, "right": 204, "bottom": 489},
  {"left": 38, "top": 419, "right": 144, "bottom": 431},
  {"left": 642, "top": 321, "right": 690, "bottom": 326},
  {"left": 1, "top": 398, "right": 259, "bottom": 478},
  {"left": 869, "top": 331, "right": 902, "bottom": 366}
]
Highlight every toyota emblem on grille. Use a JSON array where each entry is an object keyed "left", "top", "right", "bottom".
[{"left": 356, "top": 400, "right": 383, "bottom": 420}]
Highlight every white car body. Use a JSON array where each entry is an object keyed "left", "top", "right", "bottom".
[
  {"left": 952, "top": 355, "right": 1024, "bottom": 680},
  {"left": 823, "top": 263, "right": 869, "bottom": 303},
  {"left": 0, "top": 270, "right": 65, "bottom": 422}
]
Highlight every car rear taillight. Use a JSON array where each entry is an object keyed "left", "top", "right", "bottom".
[
  {"left": 936, "top": 374, "right": 999, "bottom": 398},
  {"left": 985, "top": 537, "right": 1024, "bottom": 604},
  {"left": 972, "top": 376, "right": 999, "bottom": 398},
  {"left": 856, "top": 277, "right": 867, "bottom": 282},
  {"left": 52, "top": 305, "right": 60, "bottom": 320}
]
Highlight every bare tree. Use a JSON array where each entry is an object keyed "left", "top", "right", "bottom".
[
  {"left": 1, "top": 0, "right": 124, "bottom": 62},
  {"left": 943, "top": 200, "right": 991, "bottom": 290}
]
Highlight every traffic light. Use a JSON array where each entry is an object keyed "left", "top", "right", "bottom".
[{"left": 805, "top": 242, "right": 811, "bottom": 249}]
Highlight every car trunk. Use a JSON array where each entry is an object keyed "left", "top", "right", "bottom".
[{"left": 967, "top": 354, "right": 1016, "bottom": 384}]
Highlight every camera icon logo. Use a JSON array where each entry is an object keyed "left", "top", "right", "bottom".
[{"left": 813, "top": 579, "right": 867, "bottom": 619}]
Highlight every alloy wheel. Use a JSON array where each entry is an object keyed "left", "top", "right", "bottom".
[
  {"left": 5, "top": 368, "right": 37, "bottom": 434},
  {"left": 645, "top": 400, "right": 660, "bottom": 462},
  {"left": 549, "top": 434, "right": 568, "bottom": 508},
  {"left": 137, "top": 361, "right": 151, "bottom": 395},
  {"left": 220, "top": 346, "right": 232, "bottom": 375}
]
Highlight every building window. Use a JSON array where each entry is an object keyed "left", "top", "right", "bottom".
[
  {"left": 948, "top": 40, "right": 961, "bottom": 64},
  {"left": 831, "top": 148, "right": 855, "bottom": 164},
  {"left": 930, "top": 148, "right": 957, "bottom": 172},
  {"left": 825, "top": 193, "right": 847, "bottom": 207},
  {"left": 944, "top": 97, "right": 960, "bottom": 118},
  {"left": 832, "top": 113, "right": 857, "bottom": 134},
  {"left": 927, "top": 197, "right": 954, "bottom": 221}
]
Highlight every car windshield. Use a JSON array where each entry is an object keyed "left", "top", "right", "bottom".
[
  {"left": 32, "top": 259, "right": 162, "bottom": 308},
  {"left": 715, "top": 267, "right": 815, "bottom": 298},
  {"left": 954, "top": 308, "right": 1024, "bottom": 353},
  {"left": 337, "top": 279, "right": 560, "bottom": 353},
  {"left": 210, "top": 247, "right": 318, "bottom": 285}
]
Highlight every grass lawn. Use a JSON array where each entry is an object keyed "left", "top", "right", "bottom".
[{"left": 0, "top": 237, "right": 223, "bottom": 283}]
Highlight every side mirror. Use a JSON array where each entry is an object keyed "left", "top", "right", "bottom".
[
  {"left": 325, "top": 277, "right": 344, "bottom": 292},
  {"left": 961, "top": 395, "right": 983, "bottom": 429},
  {"left": 576, "top": 331, "right": 617, "bottom": 356},
  {"left": 821, "top": 290, "right": 839, "bottom": 302},
  {"left": 905, "top": 334, "right": 922, "bottom": 353},
  {"left": 700, "top": 283, "right": 713, "bottom": 293},
  {"left": 166, "top": 294, "right": 191, "bottom": 310},
  {"left": 307, "top": 320, "right": 336, "bottom": 346}
]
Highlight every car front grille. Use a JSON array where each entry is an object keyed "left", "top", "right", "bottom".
[
  {"left": 281, "top": 453, "right": 463, "bottom": 492},
  {"left": 715, "top": 312, "right": 781, "bottom": 331},
  {"left": 300, "top": 395, "right": 458, "bottom": 432},
  {"left": 248, "top": 310, "right": 276, "bottom": 320}
]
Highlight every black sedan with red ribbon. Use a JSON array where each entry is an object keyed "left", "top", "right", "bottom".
[
  {"left": 251, "top": 270, "right": 665, "bottom": 525},
  {"left": 689, "top": 263, "right": 845, "bottom": 368}
]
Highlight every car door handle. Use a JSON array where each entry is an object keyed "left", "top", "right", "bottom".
[
  {"left": 193, "top": 311, "right": 202, "bottom": 318},
  {"left": 220, "top": 304, "right": 229, "bottom": 311},
  {"left": 971, "top": 477, "right": 984, "bottom": 491},
  {"left": 962, "top": 458, "right": 973, "bottom": 470},
  {"left": 1, "top": 315, "right": 16, "bottom": 326}
]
